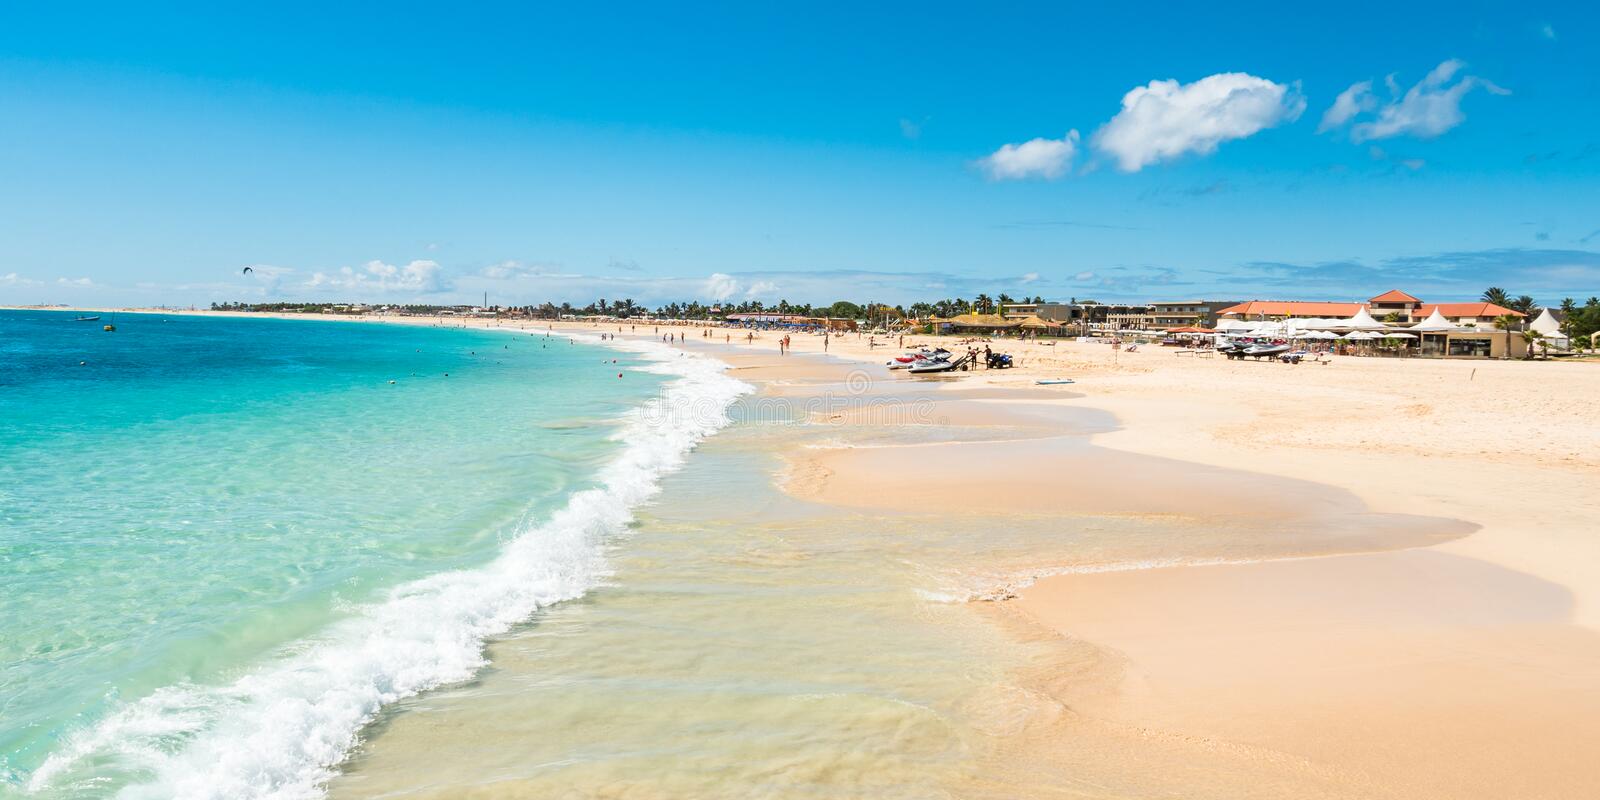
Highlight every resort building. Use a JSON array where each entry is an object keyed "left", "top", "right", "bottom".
[
  {"left": 1100, "top": 304, "right": 1153, "bottom": 331},
  {"left": 1216, "top": 300, "right": 1364, "bottom": 320},
  {"left": 1367, "top": 290, "right": 1423, "bottom": 320},
  {"left": 1412, "top": 303, "right": 1525, "bottom": 326},
  {"left": 999, "top": 302, "right": 1077, "bottom": 322},
  {"left": 1218, "top": 291, "right": 1523, "bottom": 326},
  {"left": 1147, "top": 301, "right": 1241, "bottom": 329}
]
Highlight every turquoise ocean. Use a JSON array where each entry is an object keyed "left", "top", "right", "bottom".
[{"left": 0, "top": 310, "right": 746, "bottom": 798}]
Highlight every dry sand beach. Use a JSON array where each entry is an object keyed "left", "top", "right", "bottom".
[{"left": 33, "top": 308, "right": 1600, "bottom": 797}]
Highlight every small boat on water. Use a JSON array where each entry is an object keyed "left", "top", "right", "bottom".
[{"left": 74, "top": 315, "right": 101, "bottom": 322}]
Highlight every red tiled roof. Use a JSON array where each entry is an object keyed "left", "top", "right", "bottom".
[
  {"left": 1217, "top": 301, "right": 1363, "bottom": 317},
  {"left": 1415, "top": 303, "right": 1523, "bottom": 318},
  {"left": 1369, "top": 289, "right": 1421, "bottom": 303}
]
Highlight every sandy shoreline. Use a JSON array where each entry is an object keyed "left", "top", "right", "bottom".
[{"left": 22, "top": 305, "right": 1600, "bottom": 797}]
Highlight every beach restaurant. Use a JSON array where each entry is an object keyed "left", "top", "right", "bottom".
[
  {"left": 1214, "top": 292, "right": 1529, "bottom": 359},
  {"left": 724, "top": 313, "right": 858, "bottom": 332},
  {"left": 932, "top": 313, "right": 1021, "bottom": 335},
  {"left": 1212, "top": 306, "right": 1530, "bottom": 358}
]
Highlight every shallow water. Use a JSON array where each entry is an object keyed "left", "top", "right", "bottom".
[
  {"left": 0, "top": 312, "right": 703, "bottom": 797},
  {"left": 326, "top": 350, "right": 1471, "bottom": 799}
]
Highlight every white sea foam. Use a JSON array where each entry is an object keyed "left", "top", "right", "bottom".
[
  {"left": 27, "top": 336, "right": 750, "bottom": 799},
  {"left": 917, "top": 553, "right": 1352, "bottom": 605}
]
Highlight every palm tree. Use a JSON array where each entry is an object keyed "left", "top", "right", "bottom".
[
  {"left": 1511, "top": 295, "right": 1539, "bottom": 316},
  {"left": 1516, "top": 328, "right": 1542, "bottom": 360},
  {"left": 1481, "top": 287, "right": 1511, "bottom": 308},
  {"left": 975, "top": 293, "right": 993, "bottom": 314},
  {"left": 1493, "top": 313, "right": 1521, "bottom": 359}
]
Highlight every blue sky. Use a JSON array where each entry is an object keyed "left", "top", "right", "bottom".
[{"left": 2, "top": 1, "right": 1598, "bottom": 307}]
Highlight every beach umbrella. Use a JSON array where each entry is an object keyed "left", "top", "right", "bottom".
[{"left": 1384, "top": 332, "right": 1416, "bottom": 339}]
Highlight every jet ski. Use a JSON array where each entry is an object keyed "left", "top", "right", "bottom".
[
  {"left": 887, "top": 347, "right": 951, "bottom": 370},
  {"left": 908, "top": 352, "right": 968, "bottom": 374},
  {"left": 908, "top": 357, "right": 957, "bottom": 374},
  {"left": 1244, "top": 343, "right": 1291, "bottom": 360},
  {"left": 1220, "top": 339, "right": 1252, "bottom": 360}
]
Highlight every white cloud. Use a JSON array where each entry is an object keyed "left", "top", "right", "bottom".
[
  {"left": 1540, "top": 22, "right": 1556, "bottom": 40},
  {"left": 2, "top": 272, "right": 42, "bottom": 286},
  {"left": 702, "top": 273, "right": 739, "bottom": 301},
  {"left": 305, "top": 259, "right": 445, "bottom": 293},
  {"left": 1020, "top": 272, "right": 1041, "bottom": 284},
  {"left": 56, "top": 277, "right": 95, "bottom": 287},
  {"left": 1073, "top": 271, "right": 1096, "bottom": 281},
  {"left": 477, "top": 261, "right": 583, "bottom": 281},
  {"left": 1318, "top": 80, "right": 1375, "bottom": 132},
  {"left": 744, "top": 280, "right": 779, "bottom": 298},
  {"left": 1327, "top": 60, "right": 1510, "bottom": 143},
  {"left": 1092, "top": 73, "right": 1305, "bottom": 172},
  {"left": 978, "top": 131, "right": 1079, "bottom": 181},
  {"left": 480, "top": 260, "right": 535, "bottom": 279}
]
